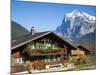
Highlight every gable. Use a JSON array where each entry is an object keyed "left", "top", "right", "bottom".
[{"left": 11, "top": 31, "right": 75, "bottom": 50}]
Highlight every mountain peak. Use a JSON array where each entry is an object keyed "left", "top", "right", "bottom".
[
  {"left": 64, "top": 10, "right": 95, "bottom": 23},
  {"left": 65, "top": 9, "right": 81, "bottom": 18},
  {"left": 72, "top": 9, "right": 81, "bottom": 15},
  {"left": 73, "top": 9, "right": 79, "bottom": 12},
  {"left": 56, "top": 10, "right": 96, "bottom": 42}
]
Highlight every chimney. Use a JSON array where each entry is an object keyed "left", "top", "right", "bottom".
[{"left": 31, "top": 27, "right": 35, "bottom": 35}]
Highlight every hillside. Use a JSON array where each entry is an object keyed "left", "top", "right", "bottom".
[{"left": 11, "top": 21, "right": 30, "bottom": 40}]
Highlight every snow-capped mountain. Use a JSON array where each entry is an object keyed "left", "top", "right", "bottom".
[{"left": 56, "top": 9, "right": 96, "bottom": 42}]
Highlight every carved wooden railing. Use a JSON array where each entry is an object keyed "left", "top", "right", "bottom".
[
  {"left": 27, "top": 48, "right": 62, "bottom": 56},
  {"left": 27, "top": 48, "right": 68, "bottom": 56}
]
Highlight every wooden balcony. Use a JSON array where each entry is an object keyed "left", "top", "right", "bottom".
[{"left": 26, "top": 48, "right": 67, "bottom": 56}]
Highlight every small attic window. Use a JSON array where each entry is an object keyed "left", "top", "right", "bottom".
[{"left": 12, "top": 40, "right": 16, "bottom": 42}]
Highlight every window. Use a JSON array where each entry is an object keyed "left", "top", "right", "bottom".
[
  {"left": 16, "top": 58, "right": 24, "bottom": 64},
  {"left": 11, "top": 57, "right": 24, "bottom": 66}
]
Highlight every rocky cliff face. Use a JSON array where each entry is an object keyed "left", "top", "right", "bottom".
[
  {"left": 56, "top": 10, "right": 95, "bottom": 41},
  {"left": 56, "top": 10, "right": 96, "bottom": 51}
]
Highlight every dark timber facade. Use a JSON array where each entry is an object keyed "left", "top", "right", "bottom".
[{"left": 11, "top": 31, "right": 75, "bottom": 73}]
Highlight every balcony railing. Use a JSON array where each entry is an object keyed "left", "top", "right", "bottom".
[{"left": 27, "top": 48, "right": 67, "bottom": 56}]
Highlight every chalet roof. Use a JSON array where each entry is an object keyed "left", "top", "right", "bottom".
[
  {"left": 11, "top": 31, "right": 75, "bottom": 50},
  {"left": 77, "top": 45, "right": 89, "bottom": 50},
  {"left": 77, "top": 45, "right": 90, "bottom": 54}
]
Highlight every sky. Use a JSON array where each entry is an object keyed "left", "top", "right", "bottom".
[{"left": 12, "top": 0, "right": 96, "bottom": 32}]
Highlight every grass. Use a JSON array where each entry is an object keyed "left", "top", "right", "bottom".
[
  {"left": 75, "top": 55, "right": 96, "bottom": 70},
  {"left": 76, "top": 63, "right": 90, "bottom": 69}
]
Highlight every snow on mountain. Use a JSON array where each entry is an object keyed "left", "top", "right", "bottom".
[{"left": 56, "top": 9, "right": 96, "bottom": 42}]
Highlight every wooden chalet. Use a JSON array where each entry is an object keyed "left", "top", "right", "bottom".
[
  {"left": 77, "top": 45, "right": 91, "bottom": 55},
  {"left": 71, "top": 45, "right": 91, "bottom": 56},
  {"left": 11, "top": 28, "right": 76, "bottom": 73}
]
